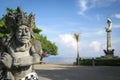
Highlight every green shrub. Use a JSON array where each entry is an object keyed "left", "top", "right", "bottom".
[
  {"left": 79, "top": 58, "right": 120, "bottom": 66},
  {"left": 95, "top": 58, "right": 120, "bottom": 66},
  {"left": 80, "top": 58, "right": 93, "bottom": 66}
]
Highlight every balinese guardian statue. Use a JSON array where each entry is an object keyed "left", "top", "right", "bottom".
[{"left": 0, "top": 7, "right": 42, "bottom": 80}]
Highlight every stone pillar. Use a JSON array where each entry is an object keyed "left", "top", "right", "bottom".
[
  {"left": 107, "top": 31, "right": 112, "bottom": 51},
  {"left": 103, "top": 18, "right": 114, "bottom": 58}
]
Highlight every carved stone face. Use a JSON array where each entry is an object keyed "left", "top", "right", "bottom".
[{"left": 16, "top": 25, "right": 31, "bottom": 44}]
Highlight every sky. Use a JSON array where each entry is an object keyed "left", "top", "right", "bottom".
[{"left": 0, "top": 0, "right": 120, "bottom": 58}]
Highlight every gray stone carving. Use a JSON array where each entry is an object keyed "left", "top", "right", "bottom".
[
  {"left": 104, "top": 18, "right": 114, "bottom": 58},
  {"left": 0, "top": 7, "right": 42, "bottom": 80}
]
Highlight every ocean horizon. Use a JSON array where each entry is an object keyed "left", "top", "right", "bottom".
[
  {"left": 42, "top": 56, "right": 94, "bottom": 63},
  {"left": 43, "top": 56, "right": 76, "bottom": 63}
]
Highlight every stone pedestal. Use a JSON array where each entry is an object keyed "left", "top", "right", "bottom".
[{"left": 104, "top": 31, "right": 114, "bottom": 58}]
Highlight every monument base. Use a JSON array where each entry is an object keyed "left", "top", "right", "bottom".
[
  {"left": 100, "top": 55, "right": 119, "bottom": 59},
  {"left": 103, "top": 49, "right": 116, "bottom": 58}
]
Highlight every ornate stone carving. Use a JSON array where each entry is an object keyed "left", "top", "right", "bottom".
[{"left": 0, "top": 7, "right": 41, "bottom": 80}]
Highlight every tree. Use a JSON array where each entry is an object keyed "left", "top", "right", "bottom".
[
  {"left": 0, "top": 18, "right": 10, "bottom": 37},
  {"left": 0, "top": 7, "right": 58, "bottom": 56},
  {"left": 73, "top": 33, "right": 80, "bottom": 65},
  {"left": 33, "top": 34, "right": 58, "bottom": 55}
]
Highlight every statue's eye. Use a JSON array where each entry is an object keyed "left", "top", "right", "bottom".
[
  {"left": 18, "top": 30, "right": 22, "bottom": 33},
  {"left": 26, "top": 28, "right": 29, "bottom": 33}
]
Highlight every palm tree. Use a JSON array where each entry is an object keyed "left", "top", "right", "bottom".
[{"left": 73, "top": 33, "right": 80, "bottom": 65}]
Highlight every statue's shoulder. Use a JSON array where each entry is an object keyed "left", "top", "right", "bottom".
[
  {"left": 30, "top": 40, "right": 42, "bottom": 55},
  {"left": 0, "top": 37, "right": 12, "bottom": 57},
  {"left": 0, "top": 37, "right": 11, "bottom": 52}
]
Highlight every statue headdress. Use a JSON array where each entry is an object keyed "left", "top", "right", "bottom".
[{"left": 5, "top": 7, "right": 35, "bottom": 35}]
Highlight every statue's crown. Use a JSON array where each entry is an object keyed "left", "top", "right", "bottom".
[{"left": 5, "top": 7, "right": 35, "bottom": 32}]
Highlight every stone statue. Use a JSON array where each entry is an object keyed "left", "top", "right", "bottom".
[
  {"left": 105, "top": 18, "right": 112, "bottom": 32},
  {"left": 104, "top": 18, "right": 114, "bottom": 58},
  {"left": 0, "top": 7, "right": 42, "bottom": 80}
]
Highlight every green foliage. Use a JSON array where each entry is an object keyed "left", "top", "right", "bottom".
[
  {"left": 33, "top": 25, "right": 42, "bottom": 34},
  {"left": 79, "top": 58, "right": 93, "bottom": 66},
  {"left": 6, "top": 8, "right": 17, "bottom": 15},
  {"left": 79, "top": 58, "right": 120, "bottom": 66},
  {"left": 73, "top": 33, "right": 79, "bottom": 42},
  {"left": 95, "top": 58, "right": 120, "bottom": 66},
  {"left": 33, "top": 34, "right": 58, "bottom": 55},
  {"left": 0, "top": 18, "right": 10, "bottom": 38}
]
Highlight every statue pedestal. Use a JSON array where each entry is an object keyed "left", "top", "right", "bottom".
[{"left": 103, "top": 49, "right": 114, "bottom": 58}]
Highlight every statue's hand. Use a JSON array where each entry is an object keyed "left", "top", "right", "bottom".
[
  {"left": 13, "top": 56, "right": 32, "bottom": 67},
  {"left": 105, "top": 27, "right": 111, "bottom": 32},
  {"left": 105, "top": 27, "right": 107, "bottom": 30},
  {"left": 13, "top": 58, "right": 21, "bottom": 67},
  {"left": 105, "top": 27, "right": 108, "bottom": 31},
  {"left": 1, "top": 52, "right": 12, "bottom": 69}
]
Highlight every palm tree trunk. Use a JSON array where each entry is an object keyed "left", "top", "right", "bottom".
[{"left": 76, "top": 41, "right": 80, "bottom": 65}]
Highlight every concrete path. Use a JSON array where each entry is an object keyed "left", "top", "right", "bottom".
[{"left": 34, "top": 63, "right": 120, "bottom": 80}]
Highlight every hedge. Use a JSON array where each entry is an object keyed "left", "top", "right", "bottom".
[{"left": 79, "top": 58, "right": 120, "bottom": 66}]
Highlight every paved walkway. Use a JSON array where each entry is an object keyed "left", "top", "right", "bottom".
[{"left": 34, "top": 63, "right": 120, "bottom": 80}]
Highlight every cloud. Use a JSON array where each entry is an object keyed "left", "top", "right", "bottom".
[
  {"left": 78, "top": 0, "right": 88, "bottom": 15},
  {"left": 112, "top": 13, "right": 120, "bottom": 19},
  {"left": 77, "top": 0, "right": 118, "bottom": 15},
  {"left": 96, "top": 29, "right": 105, "bottom": 35},
  {"left": 113, "top": 24, "right": 120, "bottom": 28},
  {"left": 89, "top": 41, "right": 101, "bottom": 52},
  {"left": 90, "top": 0, "right": 118, "bottom": 7},
  {"left": 59, "top": 34, "right": 77, "bottom": 50}
]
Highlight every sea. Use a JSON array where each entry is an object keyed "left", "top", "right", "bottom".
[{"left": 43, "top": 56, "right": 77, "bottom": 64}]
